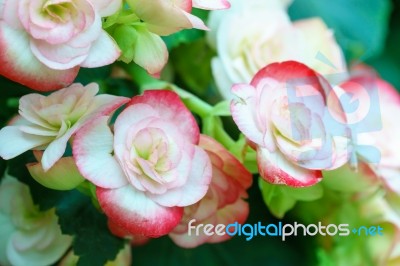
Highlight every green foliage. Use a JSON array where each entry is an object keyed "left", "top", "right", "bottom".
[
  {"left": 112, "top": 25, "right": 139, "bottom": 63},
  {"left": 289, "top": 0, "right": 391, "bottom": 61},
  {"left": 259, "top": 178, "right": 324, "bottom": 218},
  {"left": 163, "top": 29, "right": 205, "bottom": 51},
  {"left": 368, "top": 1, "right": 400, "bottom": 89},
  {"left": 56, "top": 191, "right": 125, "bottom": 266},
  {"left": 170, "top": 39, "right": 215, "bottom": 96},
  {"left": 75, "top": 66, "right": 112, "bottom": 89}
]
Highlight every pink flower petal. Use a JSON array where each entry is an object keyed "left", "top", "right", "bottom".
[
  {"left": 170, "top": 197, "right": 248, "bottom": 248},
  {"left": 97, "top": 185, "right": 183, "bottom": 237},
  {"left": 129, "top": 90, "right": 200, "bottom": 144},
  {"left": 199, "top": 135, "right": 252, "bottom": 189},
  {"left": 149, "top": 146, "right": 212, "bottom": 207},
  {"left": 231, "top": 83, "right": 264, "bottom": 146},
  {"left": 0, "top": 23, "right": 79, "bottom": 91},
  {"left": 113, "top": 104, "right": 159, "bottom": 149},
  {"left": 30, "top": 39, "right": 90, "bottom": 70},
  {"left": 73, "top": 116, "right": 128, "bottom": 189},
  {"left": 257, "top": 147, "right": 322, "bottom": 187},
  {"left": 251, "top": 61, "right": 330, "bottom": 103},
  {"left": 181, "top": 10, "right": 209, "bottom": 31},
  {"left": 80, "top": 31, "right": 120, "bottom": 68},
  {"left": 2, "top": 0, "right": 23, "bottom": 29}
]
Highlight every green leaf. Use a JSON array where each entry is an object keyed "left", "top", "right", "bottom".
[
  {"left": 74, "top": 66, "right": 112, "bottom": 87},
  {"left": 112, "top": 25, "right": 138, "bottom": 63},
  {"left": 170, "top": 39, "right": 215, "bottom": 96},
  {"left": 56, "top": 192, "right": 125, "bottom": 266},
  {"left": 259, "top": 178, "right": 324, "bottom": 218},
  {"left": 288, "top": 0, "right": 391, "bottom": 61},
  {"left": 163, "top": 29, "right": 205, "bottom": 51}
]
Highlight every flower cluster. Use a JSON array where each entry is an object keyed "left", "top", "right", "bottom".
[{"left": 0, "top": 0, "right": 398, "bottom": 265}]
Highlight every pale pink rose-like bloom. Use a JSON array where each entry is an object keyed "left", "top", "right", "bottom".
[
  {"left": 207, "top": 0, "right": 347, "bottom": 99},
  {"left": 231, "top": 61, "right": 350, "bottom": 187},
  {"left": 0, "top": 83, "right": 129, "bottom": 171},
  {"left": 73, "top": 90, "right": 212, "bottom": 237},
  {"left": 169, "top": 135, "right": 252, "bottom": 248},
  {"left": 127, "top": 0, "right": 230, "bottom": 36},
  {"left": 338, "top": 71, "right": 400, "bottom": 194},
  {"left": 0, "top": 0, "right": 122, "bottom": 91},
  {"left": 0, "top": 174, "right": 72, "bottom": 266}
]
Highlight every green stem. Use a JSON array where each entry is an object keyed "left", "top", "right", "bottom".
[
  {"left": 214, "top": 121, "right": 236, "bottom": 148},
  {"left": 182, "top": 96, "right": 213, "bottom": 118}
]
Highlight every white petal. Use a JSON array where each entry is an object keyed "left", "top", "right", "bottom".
[
  {"left": 80, "top": 31, "right": 120, "bottom": 68},
  {"left": 73, "top": 116, "right": 128, "bottom": 189},
  {"left": 0, "top": 126, "right": 52, "bottom": 159}
]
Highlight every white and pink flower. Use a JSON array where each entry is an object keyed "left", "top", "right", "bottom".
[
  {"left": 207, "top": 0, "right": 347, "bottom": 99},
  {"left": 338, "top": 71, "right": 400, "bottom": 194},
  {"left": 0, "top": 174, "right": 72, "bottom": 266},
  {"left": 126, "top": 0, "right": 230, "bottom": 36},
  {"left": 0, "top": 0, "right": 122, "bottom": 91},
  {"left": 231, "top": 61, "right": 350, "bottom": 187},
  {"left": 73, "top": 90, "right": 212, "bottom": 237},
  {"left": 0, "top": 83, "right": 129, "bottom": 172},
  {"left": 169, "top": 135, "right": 252, "bottom": 248}
]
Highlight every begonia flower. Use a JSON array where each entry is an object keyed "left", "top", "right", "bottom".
[
  {"left": 231, "top": 61, "right": 350, "bottom": 187},
  {"left": 0, "top": 83, "right": 129, "bottom": 171},
  {"left": 338, "top": 72, "right": 400, "bottom": 194},
  {"left": 207, "top": 0, "right": 347, "bottom": 99},
  {"left": 0, "top": 0, "right": 122, "bottom": 91},
  {"left": 73, "top": 90, "right": 212, "bottom": 237},
  {"left": 0, "top": 174, "right": 72, "bottom": 266},
  {"left": 169, "top": 135, "right": 252, "bottom": 248}
]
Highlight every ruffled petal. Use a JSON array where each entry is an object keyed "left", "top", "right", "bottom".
[
  {"left": 97, "top": 185, "right": 183, "bottom": 237},
  {"left": 73, "top": 116, "right": 128, "bottom": 189},
  {"left": 0, "top": 23, "right": 79, "bottom": 91},
  {"left": 257, "top": 147, "right": 322, "bottom": 187}
]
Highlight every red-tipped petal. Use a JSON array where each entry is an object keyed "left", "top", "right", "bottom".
[
  {"left": 257, "top": 147, "right": 322, "bottom": 187},
  {"left": 73, "top": 116, "right": 128, "bottom": 189},
  {"left": 251, "top": 61, "right": 330, "bottom": 102},
  {"left": 97, "top": 186, "right": 183, "bottom": 237},
  {"left": 0, "top": 23, "right": 79, "bottom": 91},
  {"left": 129, "top": 90, "right": 200, "bottom": 144}
]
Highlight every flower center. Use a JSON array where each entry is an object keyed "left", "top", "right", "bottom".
[
  {"left": 130, "top": 128, "right": 173, "bottom": 185},
  {"left": 43, "top": 0, "right": 76, "bottom": 23}
]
